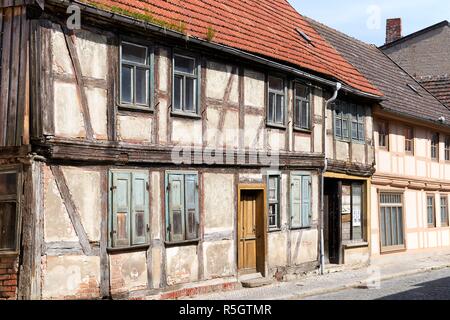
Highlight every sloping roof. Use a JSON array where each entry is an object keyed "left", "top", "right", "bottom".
[
  {"left": 77, "top": 0, "right": 382, "bottom": 97},
  {"left": 380, "top": 20, "right": 450, "bottom": 50},
  {"left": 305, "top": 17, "right": 450, "bottom": 125},
  {"left": 419, "top": 76, "right": 450, "bottom": 107}
]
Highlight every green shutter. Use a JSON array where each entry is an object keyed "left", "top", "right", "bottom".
[
  {"left": 131, "top": 172, "right": 149, "bottom": 245},
  {"left": 184, "top": 174, "right": 199, "bottom": 240},
  {"left": 112, "top": 172, "right": 131, "bottom": 247},
  {"left": 168, "top": 174, "right": 185, "bottom": 242},
  {"left": 301, "top": 175, "right": 312, "bottom": 227},
  {"left": 291, "top": 175, "right": 302, "bottom": 228}
]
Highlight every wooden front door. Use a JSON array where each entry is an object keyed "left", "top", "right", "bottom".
[
  {"left": 326, "top": 180, "right": 343, "bottom": 264},
  {"left": 238, "top": 191, "right": 258, "bottom": 272}
]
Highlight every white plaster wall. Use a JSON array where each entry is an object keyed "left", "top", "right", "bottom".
[
  {"left": 166, "top": 245, "right": 199, "bottom": 286},
  {"left": 118, "top": 115, "right": 152, "bottom": 143},
  {"left": 74, "top": 30, "right": 108, "bottom": 80},
  {"left": 171, "top": 118, "right": 202, "bottom": 146},
  {"left": 290, "top": 229, "right": 318, "bottom": 265},
  {"left": 54, "top": 81, "right": 85, "bottom": 138},
  {"left": 86, "top": 87, "right": 108, "bottom": 139},
  {"left": 109, "top": 251, "right": 148, "bottom": 293},
  {"left": 243, "top": 69, "right": 265, "bottom": 108},
  {"left": 203, "top": 240, "right": 235, "bottom": 279}
]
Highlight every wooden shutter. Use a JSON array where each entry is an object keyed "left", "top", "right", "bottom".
[
  {"left": 291, "top": 175, "right": 302, "bottom": 228},
  {"left": 168, "top": 174, "right": 185, "bottom": 242},
  {"left": 184, "top": 174, "right": 199, "bottom": 240},
  {"left": 301, "top": 175, "right": 312, "bottom": 227},
  {"left": 112, "top": 172, "right": 131, "bottom": 247},
  {"left": 131, "top": 172, "right": 149, "bottom": 245}
]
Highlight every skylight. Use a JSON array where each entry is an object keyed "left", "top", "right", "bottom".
[
  {"left": 407, "top": 84, "right": 422, "bottom": 96},
  {"left": 296, "top": 28, "right": 313, "bottom": 45}
]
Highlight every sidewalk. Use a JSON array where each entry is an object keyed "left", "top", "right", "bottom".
[{"left": 183, "top": 248, "right": 450, "bottom": 300}]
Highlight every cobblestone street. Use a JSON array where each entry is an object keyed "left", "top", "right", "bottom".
[{"left": 306, "top": 268, "right": 450, "bottom": 300}]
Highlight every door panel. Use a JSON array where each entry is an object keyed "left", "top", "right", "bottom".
[{"left": 238, "top": 192, "right": 257, "bottom": 271}]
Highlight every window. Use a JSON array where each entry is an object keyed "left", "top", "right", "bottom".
[
  {"left": 267, "top": 175, "right": 281, "bottom": 229},
  {"left": 109, "top": 171, "right": 149, "bottom": 248},
  {"left": 431, "top": 133, "right": 439, "bottom": 160},
  {"left": 379, "top": 193, "right": 405, "bottom": 250},
  {"left": 0, "top": 170, "right": 20, "bottom": 252},
  {"left": 405, "top": 126, "right": 414, "bottom": 154},
  {"left": 294, "top": 83, "right": 311, "bottom": 130},
  {"left": 341, "top": 183, "right": 365, "bottom": 242},
  {"left": 267, "top": 76, "right": 285, "bottom": 126},
  {"left": 290, "top": 174, "right": 311, "bottom": 228},
  {"left": 445, "top": 137, "right": 450, "bottom": 161},
  {"left": 334, "top": 101, "right": 365, "bottom": 142},
  {"left": 120, "top": 41, "right": 152, "bottom": 108},
  {"left": 427, "top": 195, "right": 436, "bottom": 228},
  {"left": 378, "top": 121, "right": 389, "bottom": 148},
  {"left": 173, "top": 54, "right": 200, "bottom": 115},
  {"left": 441, "top": 195, "right": 449, "bottom": 227},
  {"left": 166, "top": 172, "right": 199, "bottom": 242}
]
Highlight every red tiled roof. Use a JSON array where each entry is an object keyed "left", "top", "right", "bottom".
[{"left": 81, "top": 0, "right": 382, "bottom": 97}]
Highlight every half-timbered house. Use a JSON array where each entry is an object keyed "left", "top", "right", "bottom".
[{"left": 0, "top": 0, "right": 383, "bottom": 299}]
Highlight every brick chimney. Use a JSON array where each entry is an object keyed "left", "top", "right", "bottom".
[{"left": 386, "top": 18, "right": 402, "bottom": 44}]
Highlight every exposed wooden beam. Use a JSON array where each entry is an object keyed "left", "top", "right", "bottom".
[{"left": 50, "top": 165, "right": 93, "bottom": 256}]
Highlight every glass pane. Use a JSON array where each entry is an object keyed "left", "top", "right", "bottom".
[
  {"left": 0, "top": 202, "right": 16, "bottom": 250},
  {"left": 174, "top": 55, "right": 195, "bottom": 74},
  {"left": 121, "top": 65, "right": 133, "bottom": 104},
  {"left": 295, "top": 83, "right": 308, "bottom": 99},
  {"left": 268, "top": 92, "right": 275, "bottom": 123},
  {"left": 380, "top": 208, "right": 386, "bottom": 247},
  {"left": 352, "top": 122, "right": 358, "bottom": 139},
  {"left": 358, "top": 124, "right": 364, "bottom": 141},
  {"left": 0, "top": 173, "right": 17, "bottom": 196},
  {"left": 294, "top": 100, "right": 301, "bottom": 126},
  {"left": 398, "top": 208, "right": 404, "bottom": 245},
  {"left": 135, "top": 68, "right": 149, "bottom": 105},
  {"left": 301, "top": 101, "right": 308, "bottom": 128},
  {"left": 386, "top": 207, "right": 392, "bottom": 246},
  {"left": 185, "top": 77, "right": 196, "bottom": 112},
  {"left": 135, "top": 211, "right": 145, "bottom": 237},
  {"left": 122, "top": 42, "right": 147, "bottom": 64},
  {"left": 269, "top": 76, "right": 283, "bottom": 92},
  {"left": 275, "top": 94, "right": 284, "bottom": 123},
  {"left": 342, "top": 119, "right": 349, "bottom": 139},
  {"left": 173, "top": 75, "right": 183, "bottom": 111},
  {"left": 335, "top": 116, "right": 342, "bottom": 137}
]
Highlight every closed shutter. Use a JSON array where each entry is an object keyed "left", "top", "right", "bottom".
[
  {"left": 301, "top": 175, "right": 312, "bottom": 227},
  {"left": 131, "top": 172, "right": 149, "bottom": 245},
  {"left": 168, "top": 174, "right": 185, "bottom": 242},
  {"left": 112, "top": 172, "right": 131, "bottom": 247},
  {"left": 291, "top": 175, "right": 302, "bottom": 228},
  {"left": 185, "top": 174, "right": 199, "bottom": 240}
]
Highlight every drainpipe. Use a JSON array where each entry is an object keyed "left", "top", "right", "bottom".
[{"left": 320, "top": 82, "right": 341, "bottom": 275}]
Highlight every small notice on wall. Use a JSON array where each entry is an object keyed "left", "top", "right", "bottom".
[{"left": 353, "top": 208, "right": 361, "bottom": 227}]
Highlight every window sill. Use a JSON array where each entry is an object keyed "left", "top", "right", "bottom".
[
  {"left": 290, "top": 226, "right": 312, "bottom": 231},
  {"left": 107, "top": 244, "right": 150, "bottom": 254},
  {"left": 343, "top": 241, "right": 368, "bottom": 249},
  {"left": 118, "top": 104, "right": 153, "bottom": 113},
  {"left": 293, "top": 127, "right": 312, "bottom": 134},
  {"left": 268, "top": 228, "right": 282, "bottom": 233},
  {"left": 171, "top": 111, "right": 202, "bottom": 120},
  {"left": 0, "top": 250, "right": 19, "bottom": 257},
  {"left": 266, "top": 123, "right": 287, "bottom": 130},
  {"left": 164, "top": 239, "right": 200, "bottom": 247}
]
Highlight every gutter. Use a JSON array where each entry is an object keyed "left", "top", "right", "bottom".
[
  {"left": 319, "top": 82, "right": 342, "bottom": 275},
  {"left": 50, "top": 0, "right": 382, "bottom": 101}
]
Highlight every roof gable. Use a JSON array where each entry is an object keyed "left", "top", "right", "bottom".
[{"left": 76, "top": 0, "right": 382, "bottom": 97}]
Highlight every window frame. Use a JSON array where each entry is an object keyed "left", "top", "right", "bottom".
[
  {"left": 440, "top": 195, "right": 449, "bottom": 227},
  {"left": 172, "top": 52, "right": 202, "bottom": 117},
  {"left": 118, "top": 39, "right": 154, "bottom": 111},
  {"left": 165, "top": 171, "right": 200, "bottom": 244},
  {"left": 108, "top": 169, "right": 150, "bottom": 249},
  {"left": 378, "top": 120, "right": 389, "bottom": 149},
  {"left": 267, "top": 74, "right": 287, "bottom": 128},
  {"left": 267, "top": 173, "right": 281, "bottom": 231},
  {"left": 0, "top": 166, "right": 22, "bottom": 255},
  {"left": 293, "top": 81, "right": 312, "bottom": 131},
  {"left": 404, "top": 126, "right": 414, "bottom": 155},
  {"left": 445, "top": 136, "right": 450, "bottom": 162},
  {"left": 378, "top": 191, "right": 406, "bottom": 252},
  {"left": 290, "top": 172, "right": 312, "bottom": 230},
  {"left": 427, "top": 194, "right": 436, "bottom": 228},
  {"left": 334, "top": 101, "right": 365, "bottom": 143},
  {"left": 431, "top": 133, "right": 440, "bottom": 161}
]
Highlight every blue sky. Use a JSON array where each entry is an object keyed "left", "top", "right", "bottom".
[{"left": 290, "top": 0, "right": 450, "bottom": 46}]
